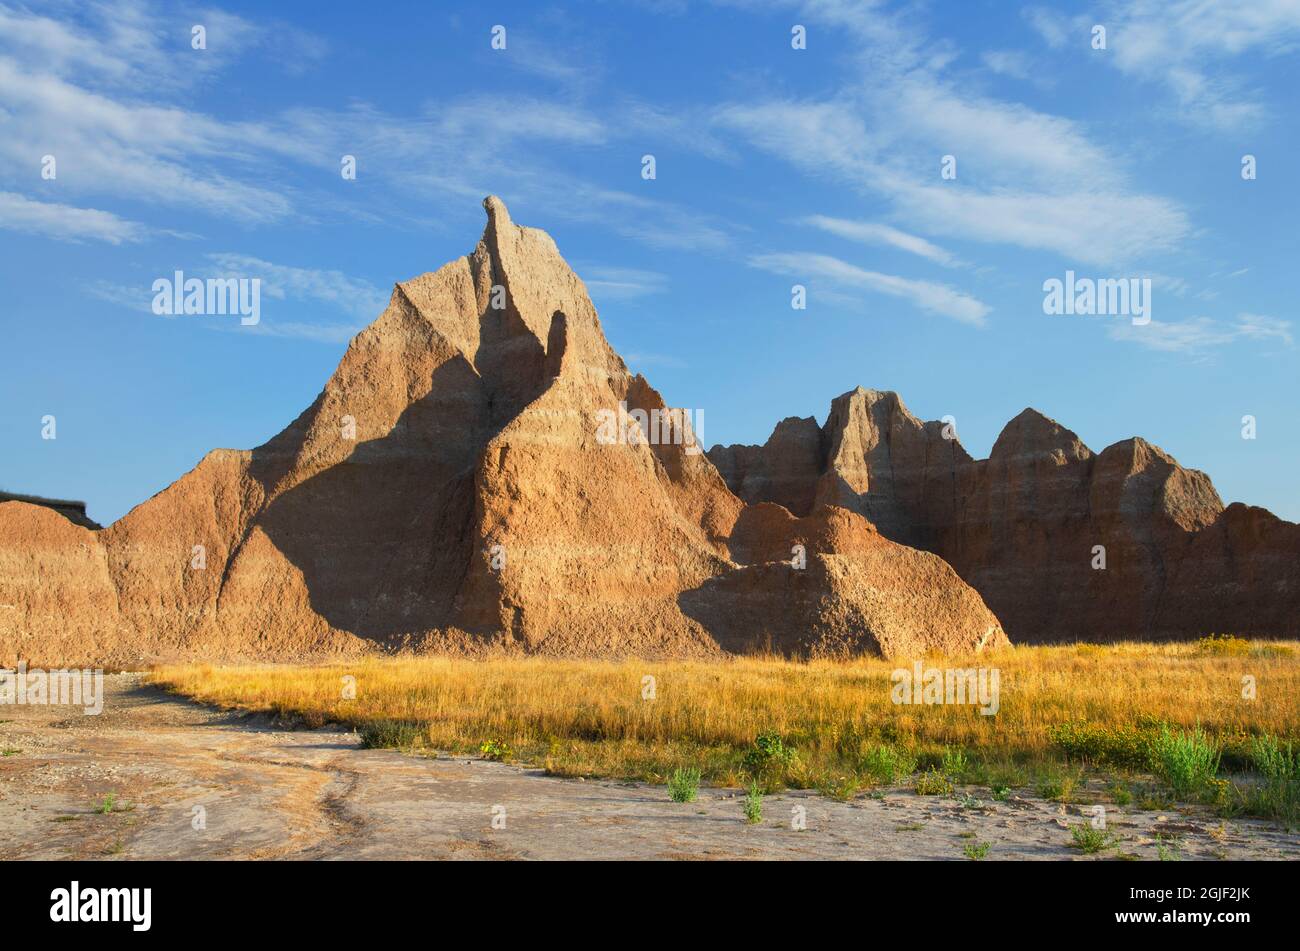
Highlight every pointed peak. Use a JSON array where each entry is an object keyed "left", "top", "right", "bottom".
[
  {"left": 831, "top": 386, "right": 902, "bottom": 410},
  {"left": 483, "top": 195, "right": 512, "bottom": 228},
  {"left": 992, "top": 407, "right": 1091, "bottom": 462},
  {"left": 1098, "top": 435, "right": 1171, "bottom": 467},
  {"left": 765, "top": 415, "right": 823, "bottom": 448},
  {"left": 1008, "top": 407, "right": 1055, "bottom": 428}
]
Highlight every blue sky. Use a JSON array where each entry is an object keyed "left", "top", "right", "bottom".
[{"left": 2, "top": 0, "right": 1298, "bottom": 525}]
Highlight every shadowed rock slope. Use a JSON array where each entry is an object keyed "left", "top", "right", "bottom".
[
  {"left": 1, "top": 199, "right": 1005, "bottom": 666},
  {"left": 709, "top": 387, "right": 1300, "bottom": 643}
]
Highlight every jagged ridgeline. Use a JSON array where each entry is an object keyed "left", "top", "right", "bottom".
[{"left": 2, "top": 198, "right": 1294, "bottom": 667}]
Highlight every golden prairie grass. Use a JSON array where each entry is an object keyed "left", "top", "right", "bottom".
[{"left": 150, "top": 640, "right": 1299, "bottom": 792}]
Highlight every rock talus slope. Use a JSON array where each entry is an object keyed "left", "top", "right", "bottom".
[
  {"left": 709, "top": 387, "right": 1299, "bottom": 643},
  {"left": 0, "top": 198, "right": 1006, "bottom": 666}
]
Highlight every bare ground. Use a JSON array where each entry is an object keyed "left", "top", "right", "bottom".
[{"left": 0, "top": 674, "right": 1296, "bottom": 861}]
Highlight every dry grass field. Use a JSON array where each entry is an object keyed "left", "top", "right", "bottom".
[{"left": 151, "top": 637, "right": 1300, "bottom": 822}]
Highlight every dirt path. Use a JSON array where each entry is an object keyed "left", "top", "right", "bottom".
[{"left": 1, "top": 675, "right": 1296, "bottom": 861}]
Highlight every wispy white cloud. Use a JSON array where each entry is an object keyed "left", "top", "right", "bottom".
[
  {"left": 750, "top": 251, "right": 990, "bottom": 326},
  {"left": 1110, "top": 313, "right": 1294, "bottom": 354},
  {"left": 801, "top": 215, "right": 961, "bottom": 266},
  {"left": 710, "top": 3, "right": 1188, "bottom": 268},
  {"left": 0, "top": 191, "right": 146, "bottom": 243},
  {"left": 206, "top": 253, "right": 388, "bottom": 320},
  {"left": 1022, "top": 6, "right": 1078, "bottom": 50},
  {"left": 981, "top": 49, "right": 1033, "bottom": 80},
  {"left": 1026, "top": 1, "right": 1300, "bottom": 130},
  {"left": 577, "top": 265, "right": 670, "bottom": 300},
  {"left": 1236, "top": 312, "right": 1295, "bottom": 347},
  {"left": 0, "top": 53, "right": 296, "bottom": 222},
  {"left": 85, "top": 278, "right": 152, "bottom": 311},
  {"left": 85, "top": 253, "right": 385, "bottom": 343},
  {"left": 882, "top": 180, "right": 1189, "bottom": 267},
  {"left": 0, "top": 0, "right": 719, "bottom": 251},
  {"left": 0, "top": 3, "right": 261, "bottom": 92}
]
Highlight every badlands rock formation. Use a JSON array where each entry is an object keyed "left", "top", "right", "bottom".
[
  {"left": 0, "top": 198, "right": 1005, "bottom": 667},
  {"left": 709, "top": 388, "right": 1300, "bottom": 643},
  {"left": 0, "top": 492, "right": 100, "bottom": 530}
]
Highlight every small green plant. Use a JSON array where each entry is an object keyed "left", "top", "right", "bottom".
[
  {"left": 478, "top": 739, "right": 513, "bottom": 762},
  {"left": 668, "top": 766, "right": 701, "bottom": 803},
  {"left": 359, "top": 719, "right": 424, "bottom": 749},
  {"left": 1109, "top": 781, "right": 1133, "bottom": 806},
  {"left": 1155, "top": 834, "right": 1181, "bottom": 861},
  {"left": 743, "top": 730, "right": 795, "bottom": 776},
  {"left": 103, "top": 838, "right": 125, "bottom": 856},
  {"left": 97, "top": 793, "right": 117, "bottom": 815},
  {"left": 1069, "top": 824, "right": 1114, "bottom": 854},
  {"left": 1251, "top": 734, "right": 1299, "bottom": 780},
  {"left": 896, "top": 822, "right": 924, "bottom": 832},
  {"left": 914, "top": 767, "right": 953, "bottom": 796},
  {"left": 940, "top": 746, "right": 969, "bottom": 778},
  {"left": 818, "top": 774, "right": 860, "bottom": 802},
  {"left": 1152, "top": 723, "right": 1221, "bottom": 799},
  {"left": 990, "top": 784, "right": 1011, "bottom": 801},
  {"left": 1035, "top": 769, "right": 1078, "bottom": 803},
  {"left": 963, "top": 840, "right": 991, "bottom": 860},
  {"left": 860, "top": 744, "right": 916, "bottom": 784},
  {"left": 1227, "top": 739, "right": 1300, "bottom": 825},
  {"left": 743, "top": 782, "right": 763, "bottom": 824},
  {"left": 1, "top": 749, "right": 21, "bottom": 757}
]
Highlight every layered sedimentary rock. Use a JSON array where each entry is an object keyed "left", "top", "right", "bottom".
[
  {"left": 709, "top": 388, "right": 1300, "bottom": 643},
  {"left": 0, "top": 198, "right": 1005, "bottom": 666},
  {"left": 0, "top": 492, "right": 100, "bottom": 530}
]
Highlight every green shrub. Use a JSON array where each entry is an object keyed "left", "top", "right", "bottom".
[
  {"left": 1235, "top": 779, "right": 1300, "bottom": 826},
  {"left": 914, "top": 768, "right": 953, "bottom": 796},
  {"left": 668, "top": 767, "right": 701, "bottom": 803},
  {"left": 1152, "top": 724, "right": 1221, "bottom": 799},
  {"left": 1035, "top": 768, "right": 1078, "bottom": 803},
  {"left": 860, "top": 744, "right": 916, "bottom": 784},
  {"left": 1048, "top": 721, "right": 1153, "bottom": 769},
  {"left": 963, "top": 841, "right": 991, "bottom": 860},
  {"left": 742, "top": 730, "right": 796, "bottom": 789},
  {"left": 818, "top": 774, "right": 860, "bottom": 802},
  {"left": 1222, "top": 735, "right": 1300, "bottom": 825},
  {"left": 479, "top": 739, "right": 513, "bottom": 762},
  {"left": 743, "top": 782, "right": 763, "bottom": 824},
  {"left": 1069, "top": 824, "right": 1114, "bottom": 854},
  {"left": 743, "top": 730, "right": 794, "bottom": 772},
  {"left": 940, "top": 747, "right": 970, "bottom": 778},
  {"left": 1250, "top": 734, "right": 1299, "bottom": 780}
]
